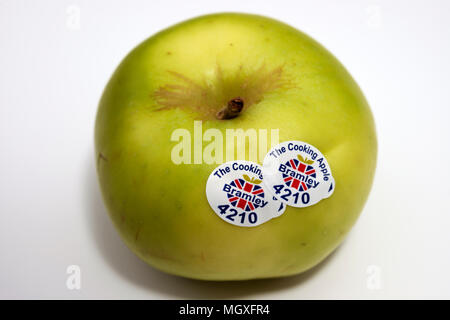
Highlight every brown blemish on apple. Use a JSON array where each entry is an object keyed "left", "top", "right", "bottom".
[
  {"left": 283, "top": 264, "right": 295, "bottom": 271},
  {"left": 141, "top": 248, "right": 180, "bottom": 263},
  {"left": 153, "top": 63, "right": 290, "bottom": 120},
  {"left": 166, "top": 51, "right": 172, "bottom": 55},
  {"left": 97, "top": 152, "right": 108, "bottom": 167},
  {"left": 135, "top": 226, "right": 141, "bottom": 241}
]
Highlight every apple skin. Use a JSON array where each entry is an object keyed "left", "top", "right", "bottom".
[{"left": 95, "top": 13, "right": 377, "bottom": 280}]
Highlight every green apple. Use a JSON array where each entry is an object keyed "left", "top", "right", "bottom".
[{"left": 95, "top": 13, "right": 377, "bottom": 280}]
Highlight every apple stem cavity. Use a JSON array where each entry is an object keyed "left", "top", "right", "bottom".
[
  {"left": 153, "top": 64, "right": 290, "bottom": 119},
  {"left": 216, "top": 97, "right": 244, "bottom": 120}
]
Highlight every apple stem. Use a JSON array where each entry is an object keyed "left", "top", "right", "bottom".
[{"left": 216, "top": 97, "right": 244, "bottom": 120}]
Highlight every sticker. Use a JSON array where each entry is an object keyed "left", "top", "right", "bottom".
[
  {"left": 206, "top": 161, "right": 286, "bottom": 227},
  {"left": 262, "top": 141, "right": 335, "bottom": 208}
]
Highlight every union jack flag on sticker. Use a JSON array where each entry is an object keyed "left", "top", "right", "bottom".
[
  {"left": 282, "top": 158, "right": 317, "bottom": 191},
  {"left": 262, "top": 141, "right": 335, "bottom": 208},
  {"left": 227, "top": 177, "right": 265, "bottom": 212}
]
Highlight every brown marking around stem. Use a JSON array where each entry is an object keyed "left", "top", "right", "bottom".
[{"left": 153, "top": 64, "right": 289, "bottom": 120}]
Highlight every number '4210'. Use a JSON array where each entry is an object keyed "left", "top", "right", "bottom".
[
  {"left": 217, "top": 205, "right": 258, "bottom": 225},
  {"left": 272, "top": 184, "right": 310, "bottom": 204}
]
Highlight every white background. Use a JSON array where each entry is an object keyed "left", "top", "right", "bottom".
[{"left": 1, "top": 0, "right": 450, "bottom": 299}]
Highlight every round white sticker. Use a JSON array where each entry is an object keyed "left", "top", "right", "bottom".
[
  {"left": 262, "top": 141, "right": 335, "bottom": 208},
  {"left": 206, "top": 161, "right": 286, "bottom": 227}
]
